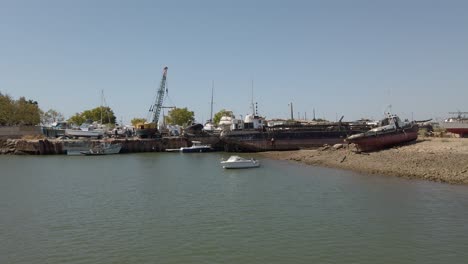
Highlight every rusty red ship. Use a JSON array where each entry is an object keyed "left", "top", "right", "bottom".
[{"left": 346, "top": 113, "right": 419, "bottom": 152}]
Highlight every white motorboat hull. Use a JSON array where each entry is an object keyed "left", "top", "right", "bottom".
[
  {"left": 80, "top": 144, "right": 121, "bottom": 155},
  {"left": 221, "top": 159, "right": 260, "bottom": 169},
  {"left": 67, "top": 144, "right": 121, "bottom": 155},
  {"left": 65, "top": 129, "right": 104, "bottom": 138}
]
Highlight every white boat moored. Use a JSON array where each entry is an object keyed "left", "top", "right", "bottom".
[
  {"left": 80, "top": 142, "right": 122, "bottom": 155},
  {"left": 179, "top": 141, "right": 213, "bottom": 153},
  {"left": 220, "top": 155, "right": 260, "bottom": 169}
]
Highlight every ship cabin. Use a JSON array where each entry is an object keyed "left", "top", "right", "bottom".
[
  {"left": 380, "top": 114, "right": 406, "bottom": 128},
  {"left": 230, "top": 114, "right": 265, "bottom": 131}
]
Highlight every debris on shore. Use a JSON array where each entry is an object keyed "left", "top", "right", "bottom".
[{"left": 260, "top": 137, "right": 468, "bottom": 185}]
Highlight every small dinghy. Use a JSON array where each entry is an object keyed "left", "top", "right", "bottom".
[{"left": 220, "top": 155, "right": 260, "bottom": 169}]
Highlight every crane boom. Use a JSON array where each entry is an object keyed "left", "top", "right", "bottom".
[{"left": 151, "top": 66, "right": 168, "bottom": 125}]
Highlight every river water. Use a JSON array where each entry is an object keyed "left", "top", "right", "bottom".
[{"left": 1, "top": 153, "right": 467, "bottom": 264}]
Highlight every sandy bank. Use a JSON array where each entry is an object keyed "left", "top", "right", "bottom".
[{"left": 260, "top": 137, "right": 468, "bottom": 185}]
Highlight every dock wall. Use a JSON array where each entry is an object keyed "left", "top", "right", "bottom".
[
  {"left": 0, "top": 137, "right": 189, "bottom": 155},
  {"left": 0, "top": 126, "right": 42, "bottom": 139}
]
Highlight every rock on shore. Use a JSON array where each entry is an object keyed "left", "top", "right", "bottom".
[{"left": 260, "top": 138, "right": 468, "bottom": 185}]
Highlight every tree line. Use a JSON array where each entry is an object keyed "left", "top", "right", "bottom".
[
  {"left": 1, "top": 91, "right": 235, "bottom": 127},
  {"left": 0, "top": 92, "right": 41, "bottom": 126}
]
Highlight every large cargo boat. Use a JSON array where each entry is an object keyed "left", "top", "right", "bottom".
[
  {"left": 346, "top": 113, "right": 419, "bottom": 152},
  {"left": 220, "top": 114, "right": 372, "bottom": 152},
  {"left": 439, "top": 112, "right": 468, "bottom": 137}
]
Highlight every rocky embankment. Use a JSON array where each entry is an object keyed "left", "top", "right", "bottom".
[
  {"left": 260, "top": 137, "right": 468, "bottom": 185},
  {"left": 1, "top": 138, "right": 65, "bottom": 154},
  {"left": 0, "top": 139, "right": 17, "bottom": 154}
]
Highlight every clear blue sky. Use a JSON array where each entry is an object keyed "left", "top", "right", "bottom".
[{"left": 1, "top": 0, "right": 468, "bottom": 123}]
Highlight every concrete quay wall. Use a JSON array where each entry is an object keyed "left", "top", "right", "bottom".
[
  {"left": 0, "top": 137, "right": 189, "bottom": 155},
  {"left": 0, "top": 126, "right": 42, "bottom": 139}
]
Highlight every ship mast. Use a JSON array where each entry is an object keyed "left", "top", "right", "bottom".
[
  {"left": 210, "top": 80, "right": 214, "bottom": 122},
  {"left": 100, "top": 90, "right": 103, "bottom": 125}
]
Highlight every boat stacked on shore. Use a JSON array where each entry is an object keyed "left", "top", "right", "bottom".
[
  {"left": 218, "top": 113, "right": 372, "bottom": 152},
  {"left": 346, "top": 113, "right": 419, "bottom": 152},
  {"left": 439, "top": 112, "right": 468, "bottom": 138},
  {"left": 65, "top": 121, "right": 106, "bottom": 139}
]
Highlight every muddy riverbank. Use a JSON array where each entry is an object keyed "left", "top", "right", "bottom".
[{"left": 260, "top": 137, "right": 468, "bottom": 184}]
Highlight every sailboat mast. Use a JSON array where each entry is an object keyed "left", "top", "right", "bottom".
[
  {"left": 210, "top": 80, "right": 214, "bottom": 122},
  {"left": 100, "top": 90, "right": 104, "bottom": 124}
]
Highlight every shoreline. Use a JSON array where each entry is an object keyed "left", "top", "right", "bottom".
[{"left": 259, "top": 137, "right": 468, "bottom": 185}]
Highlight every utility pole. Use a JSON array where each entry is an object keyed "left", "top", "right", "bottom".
[{"left": 313, "top": 108, "right": 316, "bottom": 121}]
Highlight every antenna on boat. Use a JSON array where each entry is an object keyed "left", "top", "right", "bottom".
[
  {"left": 386, "top": 104, "right": 392, "bottom": 115},
  {"left": 251, "top": 79, "right": 255, "bottom": 115}
]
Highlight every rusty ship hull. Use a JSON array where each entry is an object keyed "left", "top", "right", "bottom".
[
  {"left": 221, "top": 124, "right": 371, "bottom": 152},
  {"left": 346, "top": 124, "right": 419, "bottom": 152}
]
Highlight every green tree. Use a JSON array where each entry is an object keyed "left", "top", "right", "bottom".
[
  {"left": 14, "top": 97, "right": 41, "bottom": 125},
  {"left": 213, "top": 109, "right": 234, "bottom": 125},
  {"left": 67, "top": 113, "right": 86, "bottom": 126},
  {"left": 131, "top": 118, "right": 146, "bottom": 127},
  {"left": 0, "top": 93, "right": 41, "bottom": 126},
  {"left": 67, "top": 106, "right": 116, "bottom": 125},
  {"left": 165, "top": 107, "right": 195, "bottom": 126},
  {"left": 0, "top": 93, "right": 14, "bottom": 125}
]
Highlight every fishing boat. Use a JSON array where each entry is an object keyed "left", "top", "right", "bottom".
[
  {"left": 220, "top": 155, "right": 260, "bottom": 169},
  {"left": 346, "top": 113, "right": 419, "bottom": 152},
  {"left": 79, "top": 142, "right": 122, "bottom": 155}
]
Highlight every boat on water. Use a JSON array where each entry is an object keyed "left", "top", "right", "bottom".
[
  {"left": 79, "top": 142, "right": 122, "bottom": 155},
  {"left": 346, "top": 113, "right": 419, "bottom": 152},
  {"left": 439, "top": 112, "right": 468, "bottom": 137},
  {"left": 179, "top": 141, "right": 213, "bottom": 153},
  {"left": 165, "top": 141, "right": 213, "bottom": 153},
  {"left": 220, "top": 155, "right": 260, "bottom": 169}
]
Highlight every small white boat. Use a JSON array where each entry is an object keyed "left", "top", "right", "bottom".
[
  {"left": 79, "top": 142, "right": 122, "bottom": 155},
  {"left": 179, "top": 141, "right": 213, "bottom": 153},
  {"left": 220, "top": 155, "right": 260, "bottom": 169}
]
